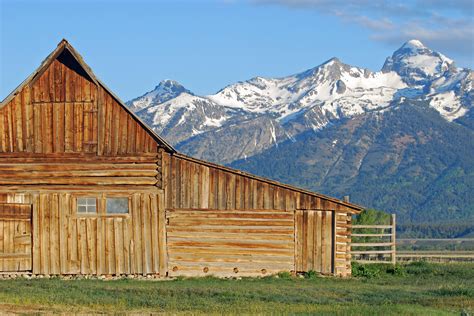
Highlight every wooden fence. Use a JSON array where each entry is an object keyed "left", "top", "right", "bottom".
[
  {"left": 396, "top": 238, "right": 474, "bottom": 262},
  {"left": 351, "top": 214, "right": 396, "bottom": 264}
]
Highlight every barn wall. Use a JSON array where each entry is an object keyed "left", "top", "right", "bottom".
[
  {"left": 162, "top": 153, "right": 356, "bottom": 277},
  {"left": 0, "top": 157, "right": 160, "bottom": 187},
  {"left": 0, "top": 190, "right": 166, "bottom": 275},
  {"left": 0, "top": 48, "right": 169, "bottom": 276},
  {"left": 166, "top": 208, "right": 295, "bottom": 277},
  {"left": 0, "top": 203, "right": 32, "bottom": 272}
]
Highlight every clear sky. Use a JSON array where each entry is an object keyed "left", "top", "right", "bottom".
[{"left": 1, "top": 0, "right": 473, "bottom": 101}]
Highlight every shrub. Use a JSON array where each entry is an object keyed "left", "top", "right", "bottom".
[
  {"left": 352, "top": 263, "right": 381, "bottom": 278},
  {"left": 304, "top": 270, "right": 319, "bottom": 279}
]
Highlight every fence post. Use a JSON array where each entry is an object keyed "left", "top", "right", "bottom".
[{"left": 391, "top": 214, "right": 396, "bottom": 264}]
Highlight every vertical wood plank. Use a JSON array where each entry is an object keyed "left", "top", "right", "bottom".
[
  {"left": 158, "top": 191, "right": 167, "bottom": 276},
  {"left": 150, "top": 194, "right": 159, "bottom": 274},
  {"left": 32, "top": 194, "right": 40, "bottom": 273},
  {"left": 307, "top": 211, "right": 315, "bottom": 271}
]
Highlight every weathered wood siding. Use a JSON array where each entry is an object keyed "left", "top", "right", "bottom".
[
  {"left": 0, "top": 191, "right": 166, "bottom": 275},
  {"left": 162, "top": 153, "right": 355, "bottom": 213},
  {"left": 0, "top": 158, "right": 160, "bottom": 186},
  {"left": 162, "top": 153, "right": 356, "bottom": 277},
  {"left": 0, "top": 203, "right": 32, "bottom": 272},
  {"left": 334, "top": 212, "right": 352, "bottom": 277},
  {"left": 167, "top": 208, "right": 295, "bottom": 277},
  {"left": 0, "top": 52, "right": 158, "bottom": 156},
  {"left": 0, "top": 46, "right": 168, "bottom": 276},
  {"left": 295, "top": 210, "right": 334, "bottom": 274}
]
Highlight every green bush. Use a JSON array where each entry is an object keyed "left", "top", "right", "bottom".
[
  {"left": 352, "top": 262, "right": 382, "bottom": 278},
  {"left": 304, "top": 270, "right": 319, "bottom": 279}
]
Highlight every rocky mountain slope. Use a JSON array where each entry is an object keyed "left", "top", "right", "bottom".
[{"left": 127, "top": 40, "right": 473, "bottom": 236}]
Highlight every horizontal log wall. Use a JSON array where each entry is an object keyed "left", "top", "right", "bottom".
[
  {"left": 0, "top": 159, "right": 160, "bottom": 186},
  {"left": 0, "top": 191, "right": 166, "bottom": 276},
  {"left": 167, "top": 208, "right": 295, "bottom": 277},
  {"left": 161, "top": 153, "right": 356, "bottom": 276},
  {"left": 334, "top": 213, "right": 352, "bottom": 276}
]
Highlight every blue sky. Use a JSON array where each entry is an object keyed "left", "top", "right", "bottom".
[{"left": 1, "top": 0, "right": 473, "bottom": 101}]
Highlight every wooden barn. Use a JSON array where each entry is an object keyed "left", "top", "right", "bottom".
[{"left": 0, "top": 40, "right": 362, "bottom": 278}]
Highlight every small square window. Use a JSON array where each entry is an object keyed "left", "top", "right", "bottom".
[
  {"left": 77, "top": 197, "right": 97, "bottom": 214},
  {"left": 106, "top": 197, "right": 129, "bottom": 214}
]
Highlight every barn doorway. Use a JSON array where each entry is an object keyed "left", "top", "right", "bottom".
[
  {"left": 0, "top": 203, "right": 32, "bottom": 272},
  {"left": 295, "top": 210, "right": 334, "bottom": 274}
]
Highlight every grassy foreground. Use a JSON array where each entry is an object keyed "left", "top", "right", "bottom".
[{"left": 0, "top": 262, "right": 472, "bottom": 315}]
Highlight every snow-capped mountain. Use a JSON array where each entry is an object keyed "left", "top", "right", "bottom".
[
  {"left": 128, "top": 39, "right": 472, "bottom": 162},
  {"left": 135, "top": 91, "right": 246, "bottom": 145},
  {"left": 128, "top": 40, "right": 474, "bottom": 232},
  {"left": 382, "top": 39, "right": 455, "bottom": 85},
  {"left": 382, "top": 40, "right": 472, "bottom": 121},
  {"left": 128, "top": 40, "right": 473, "bottom": 162},
  {"left": 127, "top": 79, "right": 192, "bottom": 112},
  {"left": 209, "top": 57, "right": 407, "bottom": 129}
]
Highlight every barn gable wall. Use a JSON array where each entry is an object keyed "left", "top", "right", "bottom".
[{"left": 0, "top": 50, "right": 159, "bottom": 156}]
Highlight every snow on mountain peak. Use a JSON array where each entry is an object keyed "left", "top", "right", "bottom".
[
  {"left": 382, "top": 39, "right": 454, "bottom": 83},
  {"left": 402, "top": 39, "right": 426, "bottom": 50},
  {"left": 127, "top": 79, "right": 192, "bottom": 112},
  {"left": 127, "top": 40, "right": 471, "bottom": 143}
]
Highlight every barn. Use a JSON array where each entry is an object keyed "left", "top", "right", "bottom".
[{"left": 0, "top": 40, "right": 362, "bottom": 278}]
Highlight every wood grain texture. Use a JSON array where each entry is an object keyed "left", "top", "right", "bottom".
[
  {"left": 163, "top": 154, "right": 358, "bottom": 216},
  {"left": 167, "top": 208, "right": 295, "bottom": 277},
  {"left": 0, "top": 57, "right": 158, "bottom": 157},
  {"left": 0, "top": 192, "right": 165, "bottom": 276},
  {"left": 0, "top": 203, "right": 32, "bottom": 272},
  {"left": 295, "top": 210, "right": 334, "bottom": 275}
]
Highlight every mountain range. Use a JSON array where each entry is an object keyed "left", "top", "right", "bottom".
[{"left": 127, "top": 40, "right": 473, "bottom": 237}]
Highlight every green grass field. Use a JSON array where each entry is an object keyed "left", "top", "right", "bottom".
[{"left": 0, "top": 262, "right": 472, "bottom": 315}]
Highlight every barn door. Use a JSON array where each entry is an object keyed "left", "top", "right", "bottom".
[
  {"left": 295, "top": 210, "right": 334, "bottom": 274},
  {"left": 0, "top": 203, "right": 32, "bottom": 272}
]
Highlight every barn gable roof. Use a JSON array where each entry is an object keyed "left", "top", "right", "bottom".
[{"left": 0, "top": 39, "right": 176, "bottom": 153}]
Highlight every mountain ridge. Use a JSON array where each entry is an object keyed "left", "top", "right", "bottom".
[{"left": 127, "top": 40, "right": 473, "bottom": 236}]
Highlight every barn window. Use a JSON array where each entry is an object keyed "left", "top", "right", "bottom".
[
  {"left": 76, "top": 197, "right": 97, "bottom": 214},
  {"left": 106, "top": 197, "right": 129, "bottom": 214}
]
